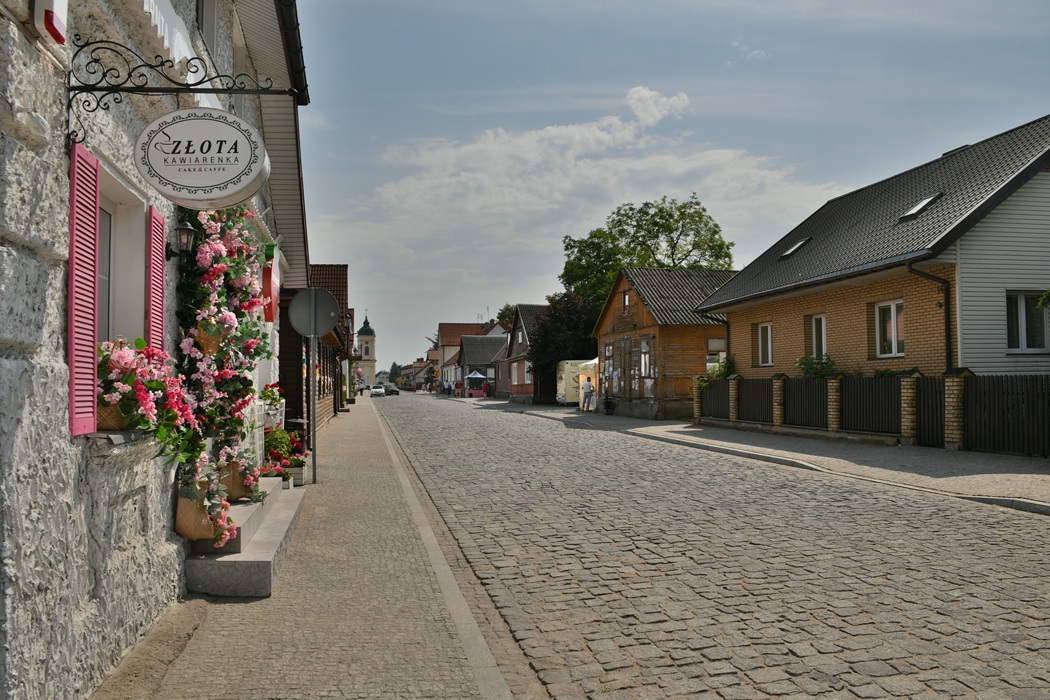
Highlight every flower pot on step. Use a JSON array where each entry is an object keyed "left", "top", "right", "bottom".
[{"left": 175, "top": 479, "right": 215, "bottom": 541}]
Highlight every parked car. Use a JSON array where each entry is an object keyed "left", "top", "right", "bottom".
[
  {"left": 370, "top": 384, "right": 386, "bottom": 397},
  {"left": 383, "top": 383, "right": 400, "bottom": 395}
]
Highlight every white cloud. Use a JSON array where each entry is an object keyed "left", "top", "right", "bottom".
[
  {"left": 307, "top": 87, "right": 843, "bottom": 362},
  {"left": 625, "top": 86, "right": 690, "bottom": 127}
]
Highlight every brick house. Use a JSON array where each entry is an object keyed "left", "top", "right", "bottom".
[
  {"left": 595, "top": 267, "right": 736, "bottom": 420},
  {"left": 696, "top": 114, "right": 1050, "bottom": 379},
  {"left": 436, "top": 322, "right": 484, "bottom": 387}
]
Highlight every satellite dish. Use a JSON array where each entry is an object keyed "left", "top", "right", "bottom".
[{"left": 288, "top": 288, "right": 340, "bottom": 337}]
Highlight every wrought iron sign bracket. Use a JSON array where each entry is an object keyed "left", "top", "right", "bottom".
[{"left": 67, "top": 34, "right": 298, "bottom": 144}]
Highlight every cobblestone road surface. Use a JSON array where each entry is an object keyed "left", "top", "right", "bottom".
[{"left": 379, "top": 395, "right": 1050, "bottom": 700}]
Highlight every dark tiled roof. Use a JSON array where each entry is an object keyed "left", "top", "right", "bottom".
[
  {"left": 697, "top": 113, "right": 1050, "bottom": 311},
  {"left": 459, "top": 335, "right": 508, "bottom": 365},
  {"left": 517, "top": 304, "right": 547, "bottom": 339},
  {"left": 623, "top": 267, "right": 736, "bottom": 325},
  {"left": 309, "top": 264, "right": 348, "bottom": 311}
]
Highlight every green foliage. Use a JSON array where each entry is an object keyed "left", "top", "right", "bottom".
[
  {"left": 389, "top": 362, "right": 402, "bottom": 380},
  {"left": 874, "top": 368, "right": 898, "bottom": 377},
  {"left": 1039, "top": 289, "right": 1049, "bottom": 310},
  {"left": 495, "top": 303, "right": 516, "bottom": 326},
  {"left": 559, "top": 194, "right": 734, "bottom": 305},
  {"left": 694, "top": 354, "right": 735, "bottom": 391},
  {"left": 795, "top": 354, "right": 837, "bottom": 378},
  {"left": 525, "top": 291, "right": 601, "bottom": 385},
  {"left": 264, "top": 425, "right": 292, "bottom": 456},
  {"left": 425, "top": 334, "right": 438, "bottom": 350}
]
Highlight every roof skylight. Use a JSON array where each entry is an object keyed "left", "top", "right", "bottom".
[
  {"left": 901, "top": 193, "right": 941, "bottom": 219},
  {"left": 780, "top": 238, "right": 810, "bottom": 259}
]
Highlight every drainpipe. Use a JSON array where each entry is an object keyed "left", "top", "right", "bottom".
[{"left": 906, "top": 263, "right": 952, "bottom": 371}]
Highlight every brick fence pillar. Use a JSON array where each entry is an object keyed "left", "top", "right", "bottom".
[
  {"left": 692, "top": 378, "right": 701, "bottom": 424},
  {"left": 899, "top": 372, "right": 919, "bottom": 445},
  {"left": 728, "top": 375, "right": 740, "bottom": 423},
  {"left": 943, "top": 368, "right": 973, "bottom": 450},
  {"left": 827, "top": 374, "right": 842, "bottom": 433},
  {"left": 772, "top": 373, "right": 786, "bottom": 427}
]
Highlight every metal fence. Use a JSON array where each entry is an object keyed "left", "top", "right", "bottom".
[
  {"left": 783, "top": 378, "right": 828, "bottom": 429},
  {"left": 840, "top": 376, "right": 901, "bottom": 435},
  {"left": 738, "top": 378, "right": 774, "bottom": 424},
  {"left": 699, "top": 379, "right": 731, "bottom": 419},
  {"left": 964, "top": 375, "right": 1050, "bottom": 457},
  {"left": 916, "top": 376, "right": 945, "bottom": 448}
]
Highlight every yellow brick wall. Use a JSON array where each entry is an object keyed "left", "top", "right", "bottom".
[{"left": 726, "top": 265, "right": 956, "bottom": 378}]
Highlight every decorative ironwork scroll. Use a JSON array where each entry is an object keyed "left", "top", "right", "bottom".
[{"left": 67, "top": 34, "right": 297, "bottom": 144}]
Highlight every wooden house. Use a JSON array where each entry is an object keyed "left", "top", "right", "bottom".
[{"left": 594, "top": 268, "right": 735, "bottom": 420}]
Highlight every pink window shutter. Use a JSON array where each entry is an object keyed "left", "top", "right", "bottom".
[
  {"left": 68, "top": 143, "right": 100, "bottom": 436},
  {"left": 146, "top": 206, "right": 166, "bottom": 348}
]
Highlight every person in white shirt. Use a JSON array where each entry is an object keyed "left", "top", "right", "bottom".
[{"left": 581, "top": 377, "right": 594, "bottom": 412}]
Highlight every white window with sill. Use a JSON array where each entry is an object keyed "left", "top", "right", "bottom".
[
  {"left": 875, "top": 301, "right": 905, "bottom": 357},
  {"left": 1006, "top": 292, "right": 1048, "bottom": 353}
]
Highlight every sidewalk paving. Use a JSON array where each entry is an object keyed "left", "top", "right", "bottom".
[
  {"left": 479, "top": 397, "right": 1050, "bottom": 516},
  {"left": 93, "top": 397, "right": 511, "bottom": 700}
]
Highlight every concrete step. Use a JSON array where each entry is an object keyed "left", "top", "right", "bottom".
[
  {"left": 185, "top": 484, "right": 306, "bottom": 597},
  {"left": 190, "top": 477, "right": 284, "bottom": 554}
]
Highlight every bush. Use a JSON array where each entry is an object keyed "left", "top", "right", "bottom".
[{"left": 796, "top": 354, "right": 837, "bottom": 379}]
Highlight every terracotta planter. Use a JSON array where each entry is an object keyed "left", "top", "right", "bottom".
[
  {"left": 96, "top": 404, "right": 128, "bottom": 431},
  {"left": 175, "top": 479, "right": 215, "bottom": 541},
  {"left": 196, "top": 325, "right": 222, "bottom": 355},
  {"left": 220, "top": 460, "right": 251, "bottom": 502}
]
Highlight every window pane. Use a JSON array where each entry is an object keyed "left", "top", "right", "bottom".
[
  {"left": 895, "top": 303, "right": 904, "bottom": 354},
  {"left": 1007, "top": 294, "right": 1020, "bottom": 349},
  {"left": 813, "top": 316, "right": 825, "bottom": 358},
  {"left": 97, "top": 208, "right": 112, "bottom": 341},
  {"left": 759, "top": 324, "right": 771, "bottom": 365},
  {"left": 878, "top": 306, "right": 893, "bottom": 355},
  {"left": 1024, "top": 295, "right": 1046, "bottom": 349}
]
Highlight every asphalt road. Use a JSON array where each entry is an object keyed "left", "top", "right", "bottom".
[{"left": 378, "top": 394, "right": 1050, "bottom": 700}]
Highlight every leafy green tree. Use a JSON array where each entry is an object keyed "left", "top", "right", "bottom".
[
  {"left": 559, "top": 193, "right": 734, "bottom": 304},
  {"left": 389, "top": 362, "right": 402, "bottom": 380},
  {"left": 495, "top": 303, "right": 516, "bottom": 327},
  {"left": 425, "top": 334, "right": 438, "bottom": 350},
  {"left": 526, "top": 292, "right": 601, "bottom": 385}
]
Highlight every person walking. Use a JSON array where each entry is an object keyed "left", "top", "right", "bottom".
[{"left": 581, "top": 376, "right": 594, "bottom": 412}]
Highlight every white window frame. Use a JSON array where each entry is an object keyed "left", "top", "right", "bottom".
[
  {"left": 1006, "top": 291, "right": 1049, "bottom": 353},
  {"left": 622, "top": 291, "right": 630, "bottom": 315},
  {"left": 511, "top": 362, "right": 518, "bottom": 385},
  {"left": 812, "top": 314, "right": 827, "bottom": 360},
  {"left": 875, "top": 300, "right": 905, "bottom": 358},
  {"left": 98, "top": 163, "right": 148, "bottom": 343},
  {"left": 758, "top": 322, "right": 773, "bottom": 367}
]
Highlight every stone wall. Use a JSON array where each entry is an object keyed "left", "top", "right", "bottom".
[{"left": 0, "top": 0, "right": 267, "bottom": 697}]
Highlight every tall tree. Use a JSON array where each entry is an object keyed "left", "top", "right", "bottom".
[
  {"left": 559, "top": 193, "right": 733, "bottom": 304},
  {"left": 526, "top": 292, "right": 601, "bottom": 384},
  {"left": 389, "top": 362, "right": 402, "bottom": 380},
  {"left": 495, "top": 303, "right": 516, "bottom": 327}
]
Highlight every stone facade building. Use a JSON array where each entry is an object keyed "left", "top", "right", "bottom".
[{"left": 0, "top": 0, "right": 309, "bottom": 697}]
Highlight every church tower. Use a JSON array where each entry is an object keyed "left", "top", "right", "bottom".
[{"left": 357, "top": 316, "right": 377, "bottom": 386}]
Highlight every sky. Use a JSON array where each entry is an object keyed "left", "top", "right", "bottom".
[{"left": 294, "top": 0, "right": 1050, "bottom": 369}]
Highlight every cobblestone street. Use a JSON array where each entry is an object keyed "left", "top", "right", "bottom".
[{"left": 379, "top": 395, "right": 1050, "bottom": 700}]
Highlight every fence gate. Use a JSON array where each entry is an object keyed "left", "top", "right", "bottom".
[
  {"left": 700, "top": 379, "right": 730, "bottom": 419},
  {"left": 783, "top": 378, "right": 828, "bottom": 429},
  {"left": 964, "top": 375, "right": 1050, "bottom": 457},
  {"left": 738, "top": 378, "right": 774, "bottom": 424},
  {"left": 841, "top": 376, "right": 901, "bottom": 435},
  {"left": 915, "top": 376, "right": 945, "bottom": 448}
]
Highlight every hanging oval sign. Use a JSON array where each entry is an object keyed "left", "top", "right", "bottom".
[{"left": 135, "top": 107, "right": 270, "bottom": 209}]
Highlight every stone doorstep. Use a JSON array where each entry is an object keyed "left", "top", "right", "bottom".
[
  {"left": 185, "top": 486, "right": 306, "bottom": 597},
  {"left": 190, "top": 477, "right": 285, "bottom": 554}
]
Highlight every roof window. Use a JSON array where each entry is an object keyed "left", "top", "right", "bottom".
[
  {"left": 780, "top": 237, "right": 810, "bottom": 259},
  {"left": 901, "top": 193, "right": 941, "bottom": 220}
]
